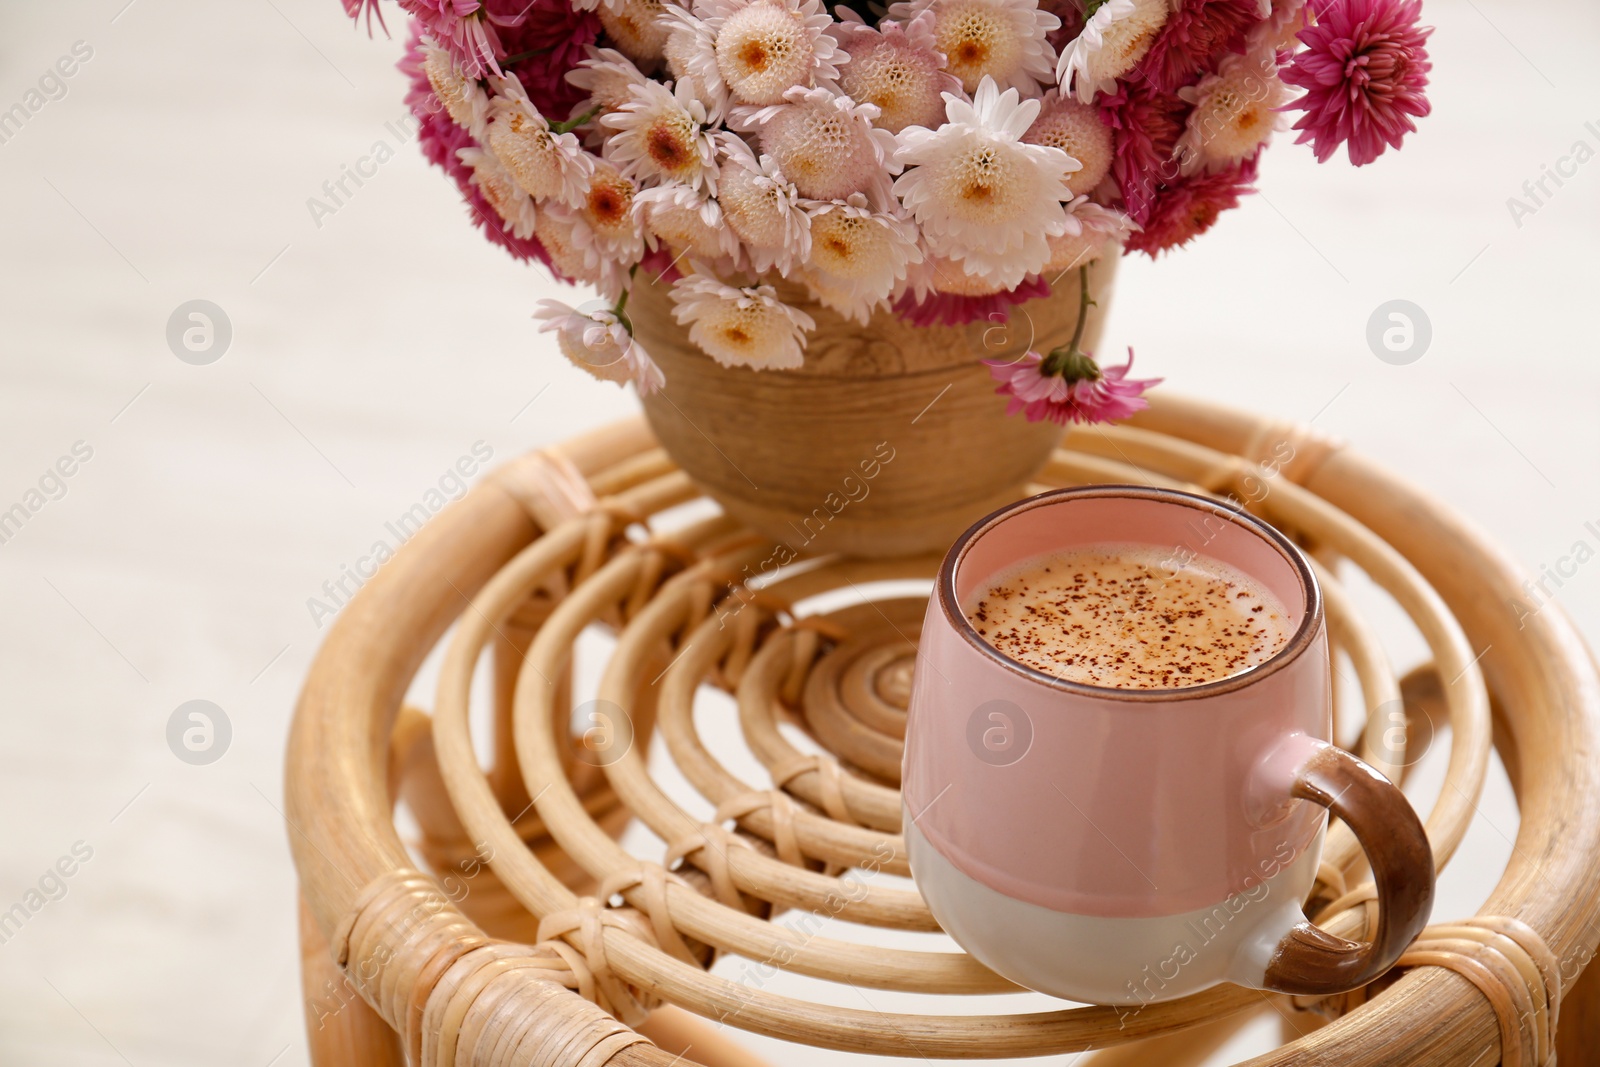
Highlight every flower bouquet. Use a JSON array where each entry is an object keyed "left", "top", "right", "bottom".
[{"left": 342, "top": 0, "right": 1431, "bottom": 553}]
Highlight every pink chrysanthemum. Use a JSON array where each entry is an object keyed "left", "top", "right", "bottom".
[
  {"left": 986, "top": 347, "right": 1159, "bottom": 424},
  {"left": 1098, "top": 79, "right": 1189, "bottom": 225},
  {"left": 1123, "top": 155, "right": 1257, "bottom": 256},
  {"left": 342, "top": 0, "right": 389, "bottom": 36},
  {"left": 495, "top": 0, "right": 601, "bottom": 113},
  {"left": 399, "top": 0, "right": 519, "bottom": 77},
  {"left": 1135, "top": 0, "right": 1260, "bottom": 93},
  {"left": 1282, "top": 0, "right": 1432, "bottom": 166},
  {"left": 892, "top": 273, "right": 1049, "bottom": 327}
]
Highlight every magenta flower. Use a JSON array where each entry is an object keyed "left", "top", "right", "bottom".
[
  {"left": 1282, "top": 0, "right": 1433, "bottom": 166},
  {"left": 493, "top": 0, "right": 601, "bottom": 113},
  {"left": 1098, "top": 79, "right": 1190, "bottom": 226},
  {"left": 341, "top": 0, "right": 388, "bottom": 35},
  {"left": 399, "top": 0, "right": 521, "bottom": 76},
  {"left": 1124, "top": 155, "right": 1257, "bottom": 256},
  {"left": 987, "top": 347, "right": 1161, "bottom": 425},
  {"left": 1136, "top": 0, "right": 1259, "bottom": 93}
]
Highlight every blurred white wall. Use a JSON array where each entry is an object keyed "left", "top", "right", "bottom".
[{"left": 0, "top": 0, "right": 1595, "bottom": 1063}]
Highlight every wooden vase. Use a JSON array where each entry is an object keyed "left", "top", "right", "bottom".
[{"left": 629, "top": 255, "right": 1119, "bottom": 558}]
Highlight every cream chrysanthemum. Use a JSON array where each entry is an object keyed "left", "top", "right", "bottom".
[
  {"left": 600, "top": 79, "right": 719, "bottom": 191},
  {"left": 424, "top": 40, "right": 490, "bottom": 138},
  {"left": 635, "top": 182, "right": 742, "bottom": 268},
  {"left": 576, "top": 160, "right": 645, "bottom": 262},
  {"left": 886, "top": 0, "right": 1059, "bottom": 97},
  {"left": 1174, "top": 51, "right": 1289, "bottom": 174},
  {"left": 536, "top": 208, "right": 614, "bottom": 292},
  {"left": 596, "top": 0, "right": 674, "bottom": 68},
  {"left": 484, "top": 77, "right": 594, "bottom": 207},
  {"left": 670, "top": 273, "right": 816, "bottom": 369},
  {"left": 801, "top": 194, "right": 923, "bottom": 323},
  {"left": 1056, "top": 0, "right": 1168, "bottom": 103},
  {"left": 733, "top": 86, "right": 900, "bottom": 205},
  {"left": 662, "top": 9, "right": 728, "bottom": 119},
  {"left": 535, "top": 298, "right": 666, "bottom": 393},
  {"left": 1042, "top": 200, "right": 1135, "bottom": 275},
  {"left": 1023, "top": 88, "right": 1113, "bottom": 197},
  {"left": 831, "top": 10, "right": 964, "bottom": 134},
  {"left": 893, "top": 77, "right": 1077, "bottom": 288},
  {"left": 715, "top": 133, "right": 812, "bottom": 272},
  {"left": 566, "top": 47, "right": 654, "bottom": 119},
  {"left": 458, "top": 147, "right": 538, "bottom": 240},
  {"left": 905, "top": 250, "right": 1007, "bottom": 297}
]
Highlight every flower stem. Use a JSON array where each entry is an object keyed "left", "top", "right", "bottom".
[
  {"left": 502, "top": 46, "right": 556, "bottom": 65},
  {"left": 1041, "top": 266, "right": 1098, "bottom": 378},
  {"left": 552, "top": 106, "right": 601, "bottom": 135},
  {"left": 615, "top": 269, "right": 637, "bottom": 335}
]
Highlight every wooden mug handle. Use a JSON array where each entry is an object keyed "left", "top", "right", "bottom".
[{"left": 1261, "top": 742, "right": 1435, "bottom": 996}]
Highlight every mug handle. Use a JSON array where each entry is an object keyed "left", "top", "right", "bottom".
[{"left": 1260, "top": 739, "right": 1435, "bottom": 996}]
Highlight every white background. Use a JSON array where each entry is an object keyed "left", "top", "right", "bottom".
[{"left": 0, "top": 0, "right": 1596, "bottom": 1063}]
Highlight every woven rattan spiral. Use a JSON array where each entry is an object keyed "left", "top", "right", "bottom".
[{"left": 287, "top": 395, "right": 1600, "bottom": 1066}]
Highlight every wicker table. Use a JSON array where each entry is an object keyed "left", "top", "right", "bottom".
[{"left": 286, "top": 394, "right": 1600, "bottom": 1066}]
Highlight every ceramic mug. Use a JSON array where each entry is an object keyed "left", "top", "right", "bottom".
[{"left": 903, "top": 485, "right": 1434, "bottom": 1006}]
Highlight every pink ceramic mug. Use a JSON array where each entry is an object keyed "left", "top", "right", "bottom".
[{"left": 903, "top": 485, "right": 1434, "bottom": 1006}]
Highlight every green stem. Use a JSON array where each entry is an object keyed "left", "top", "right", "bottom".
[
  {"left": 615, "top": 269, "right": 636, "bottom": 335},
  {"left": 552, "top": 105, "right": 601, "bottom": 135},
  {"left": 502, "top": 46, "right": 557, "bottom": 65},
  {"left": 1041, "top": 266, "right": 1097, "bottom": 377}
]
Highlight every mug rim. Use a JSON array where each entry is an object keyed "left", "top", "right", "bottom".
[{"left": 939, "top": 484, "right": 1324, "bottom": 703}]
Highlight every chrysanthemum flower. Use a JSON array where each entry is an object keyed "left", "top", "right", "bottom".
[
  {"left": 734, "top": 86, "right": 900, "bottom": 205},
  {"left": 1173, "top": 50, "right": 1288, "bottom": 174},
  {"left": 893, "top": 77, "right": 1077, "bottom": 289},
  {"left": 575, "top": 160, "right": 646, "bottom": 265},
  {"left": 535, "top": 206, "right": 611, "bottom": 286},
  {"left": 1056, "top": 0, "right": 1168, "bottom": 102},
  {"left": 566, "top": 47, "right": 654, "bottom": 120},
  {"left": 831, "top": 10, "right": 964, "bottom": 134},
  {"left": 1136, "top": 0, "right": 1260, "bottom": 93},
  {"left": 343, "top": 0, "right": 389, "bottom": 36},
  {"left": 1248, "top": 0, "right": 1310, "bottom": 55},
  {"left": 422, "top": 39, "right": 490, "bottom": 138},
  {"left": 715, "top": 133, "right": 812, "bottom": 272},
  {"left": 1042, "top": 200, "right": 1135, "bottom": 275},
  {"left": 1123, "top": 155, "right": 1256, "bottom": 255},
  {"left": 495, "top": 0, "right": 601, "bottom": 113},
  {"left": 801, "top": 194, "right": 923, "bottom": 323},
  {"left": 663, "top": 9, "right": 729, "bottom": 119},
  {"left": 458, "top": 145, "right": 539, "bottom": 239},
  {"left": 988, "top": 346, "right": 1159, "bottom": 424},
  {"left": 400, "top": 0, "right": 517, "bottom": 77},
  {"left": 635, "top": 182, "right": 742, "bottom": 267},
  {"left": 595, "top": 0, "right": 675, "bottom": 67},
  {"left": 1098, "top": 77, "right": 1189, "bottom": 224},
  {"left": 1282, "top": 0, "right": 1432, "bottom": 166},
  {"left": 670, "top": 273, "right": 816, "bottom": 369},
  {"left": 668, "top": 0, "right": 844, "bottom": 113},
  {"left": 484, "top": 76, "right": 594, "bottom": 205},
  {"left": 536, "top": 298, "right": 666, "bottom": 393},
  {"left": 1023, "top": 88, "right": 1114, "bottom": 196},
  {"left": 887, "top": 0, "right": 1059, "bottom": 97},
  {"left": 600, "top": 79, "right": 719, "bottom": 191}
]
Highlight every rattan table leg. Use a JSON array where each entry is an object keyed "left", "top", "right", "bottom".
[{"left": 300, "top": 893, "right": 405, "bottom": 1065}]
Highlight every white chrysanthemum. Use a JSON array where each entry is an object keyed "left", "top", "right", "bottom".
[
  {"left": 705, "top": 0, "right": 844, "bottom": 108},
  {"left": 800, "top": 195, "right": 928, "bottom": 321},
  {"left": 733, "top": 86, "right": 900, "bottom": 205},
  {"left": 424, "top": 40, "right": 489, "bottom": 138},
  {"left": 893, "top": 77, "right": 1076, "bottom": 289},
  {"left": 1042, "top": 200, "right": 1135, "bottom": 275},
  {"left": 670, "top": 273, "right": 815, "bottom": 369},
  {"left": 635, "top": 182, "right": 742, "bottom": 267},
  {"left": 600, "top": 79, "right": 719, "bottom": 191},
  {"left": 1023, "top": 88, "right": 1112, "bottom": 197},
  {"left": 663, "top": 8, "right": 729, "bottom": 119},
  {"left": 458, "top": 147, "right": 538, "bottom": 239},
  {"left": 597, "top": 0, "right": 674, "bottom": 68},
  {"left": 1248, "top": 0, "right": 1307, "bottom": 52},
  {"left": 1174, "top": 51, "right": 1289, "bottom": 175},
  {"left": 535, "top": 208, "right": 614, "bottom": 292},
  {"left": 715, "top": 133, "right": 811, "bottom": 272},
  {"left": 831, "top": 10, "right": 964, "bottom": 134},
  {"left": 535, "top": 298, "right": 665, "bottom": 393},
  {"left": 484, "top": 77, "right": 594, "bottom": 207},
  {"left": 905, "top": 250, "right": 1008, "bottom": 297},
  {"left": 566, "top": 47, "right": 654, "bottom": 118},
  {"left": 800, "top": 194, "right": 923, "bottom": 323},
  {"left": 577, "top": 160, "right": 646, "bottom": 263},
  {"left": 886, "top": 0, "right": 1059, "bottom": 97},
  {"left": 1056, "top": 0, "right": 1168, "bottom": 103}
]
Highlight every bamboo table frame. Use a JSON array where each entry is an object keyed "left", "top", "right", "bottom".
[{"left": 286, "top": 394, "right": 1600, "bottom": 1065}]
